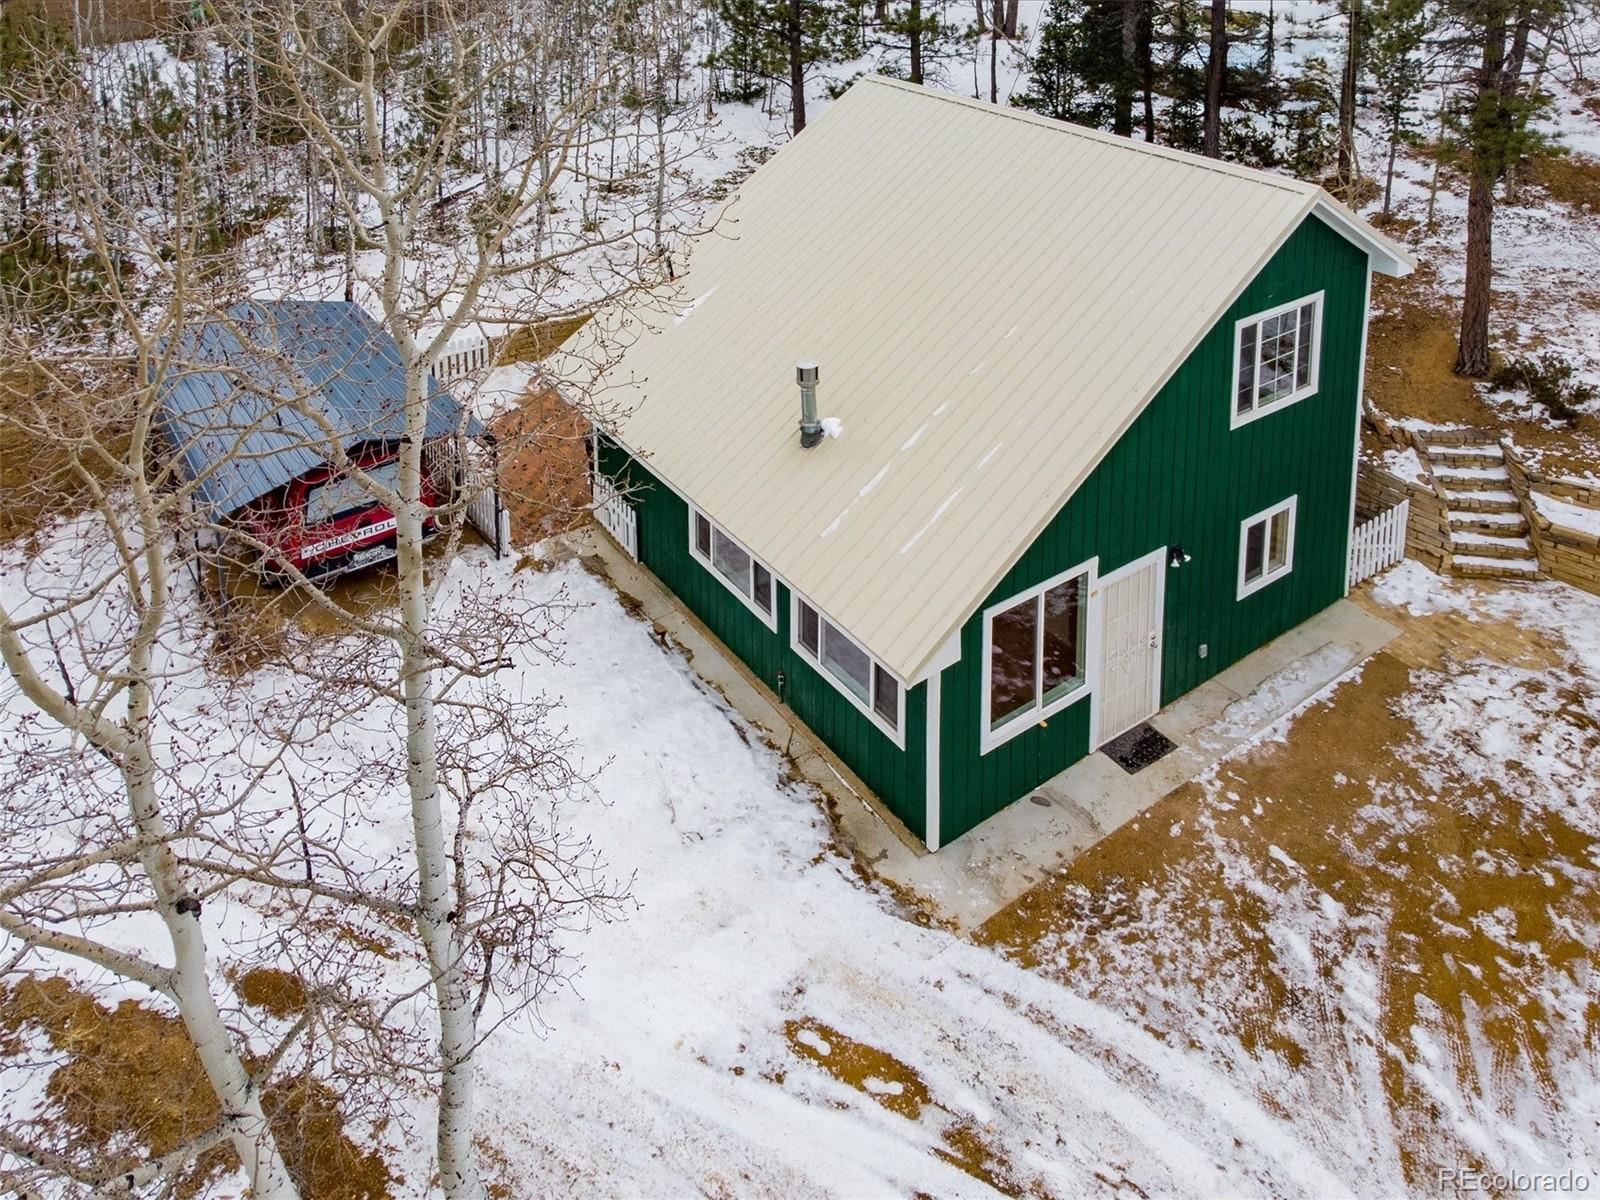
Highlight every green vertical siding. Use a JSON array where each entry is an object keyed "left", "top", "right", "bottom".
[
  {"left": 937, "top": 213, "right": 1371, "bottom": 842},
  {"left": 596, "top": 438, "right": 927, "bottom": 840},
  {"left": 598, "top": 211, "right": 1371, "bottom": 851}
]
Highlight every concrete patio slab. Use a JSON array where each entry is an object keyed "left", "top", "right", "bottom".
[{"left": 557, "top": 521, "right": 1401, "bottom": 931}]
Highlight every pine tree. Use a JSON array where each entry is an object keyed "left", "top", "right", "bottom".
[
  {"left": 881, "top": 1, "right": 970, "bottom": 86},
  {"left": 713, "top": 0, "right": 786, "bottom": 103},
  {"left": 1160, "top": 0, "right": 1206, "bottom": 150},
  {"left": 1202, "top": 0, "right": 1226, "bottom": 156},
  {"left": 1365, "top": 0, "right": 1429, "bottom": 217},
  {"left": 1334, "top": 0, "right": 1363, "bottom": 196},
  {"left": 713, "top": 0, "right": 856, "bottom": 130},
  {"left": 1438, "top": 0, "right": 1561, "bottom": 376},
  {"left": 1280, "top": 53, "right": 1339, "bottom": 178},
  {"left": 1011, "top": 0, "right": 1121, "bottom": 128},
  {"left": 1, "top": 10, "right": 73, "bottom": 234}
]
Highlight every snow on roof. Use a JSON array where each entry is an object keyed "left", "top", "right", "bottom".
[{"left": 556, "top": 75, "right": 1414, "bottom": 682}]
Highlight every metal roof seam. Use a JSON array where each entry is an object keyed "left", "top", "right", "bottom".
[
  {"left": 555, "top": 79, "right": 1409, "bottom": 679},
  {"left": 154, "top": 300, "right": 485, "bottom": 520}
]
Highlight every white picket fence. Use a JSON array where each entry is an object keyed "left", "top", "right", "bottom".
[
  {"left": 593, "top": 472, "right": 638, "bottom": 560},
  {"left": 430, "top": 333, "right": 492, "bottom": 384},
  {"left": 424, "top": 435, "right": 506, "bottom": 558},
  {"left": 464, "top": 472, "right": 506, "bottom": 559},
  {"left": 1348, "top": 497, "right": 1409, "bottom": 587}
]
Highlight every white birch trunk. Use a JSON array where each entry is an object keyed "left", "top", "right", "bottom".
[
  {"left": 115, "top": 425, "right": 300, "bottom": 1199},
  {"left": 365, "top": 49, "right": 485, "bottom": 1193},
  {"left": 393, "top": 344, "right": 485, "bottom": 1199},
  {"left": 131, "top": 762, "right": 299, "bottom": 1199},
  {"left": 0, "top": 429, "right": 299, "bottom": 1199}
]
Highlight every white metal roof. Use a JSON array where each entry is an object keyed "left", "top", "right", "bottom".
[{"left": 556, "top": 75, "right": 1414, "bottom": 683}]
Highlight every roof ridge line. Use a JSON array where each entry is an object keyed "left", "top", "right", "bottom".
[{"left": 856, "top": 74, "right": 1314, "bottom": 197}]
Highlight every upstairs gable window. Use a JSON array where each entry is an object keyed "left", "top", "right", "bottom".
[
  {"left": 690, "top": 508, "right": 775, "bottom": 628},
  {"left": 1233, "top": 293, "right": 1322, "bottom": 427}
]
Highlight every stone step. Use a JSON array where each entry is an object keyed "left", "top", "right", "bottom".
[
  {"left": 1451, "top": 554, "right": 1542, "bottom": 580},
  {"left": 1450, "top": 532, "right": 1535, "bottom": 559},
  {"left": 1432, "top": 453, "right": 1505, "bottom": 470},
  {"left": 1433, "top": 465, "right": 1511, "bottom": 490},
  {"left": 1448, "top": 509, "right": 1529, "bottom": 534},
  {"left": 1422, "top": 427, "right": 1500, "bottom": 447},
  {"left": 1427, "top": 443, "right": 1502, "bottom": 464},
  {"left": 1444, "top": 489, "right": 1520, "bottom": 513}
]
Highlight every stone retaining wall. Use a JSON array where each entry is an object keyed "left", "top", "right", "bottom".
[
  {"left": 1528, "top": 521, "right": 1600, "bottom": 595},
  {"left": 1364, "top": 404, "right": 1600, "bottom": 592},
  {"left": 1505, "top": 454, "right": 1600, "bottom": 596},
  {"left": 1356, "top": 462, "right": 1451, "bottom": 572},
  {"left": 1506, "top": 454, "right": 1600, "bottom": 507}
]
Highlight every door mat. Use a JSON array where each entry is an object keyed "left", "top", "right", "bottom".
[{"left": 1101, "top": 722, "right": 1178, "bottom": 775}]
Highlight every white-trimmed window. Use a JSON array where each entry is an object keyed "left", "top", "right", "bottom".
[
  {"left": 981, "top": 559, "right": 1093, "bottom": 754},
  {"left": 792, "top": 595, "right": 904, "bottom": 744},
  {"left": 1232, "top": 292, "right": 1322, "bottom": 427},
  {"left": 1237, "top": 496, "right": 1297, "bottom": 598},
  {"left": 690, "top": 507, "right": 776, "bottom": 628}
]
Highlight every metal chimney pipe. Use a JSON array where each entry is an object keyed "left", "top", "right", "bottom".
[{"left": 797, "top": 360, "right": 823, "bottom": 449}]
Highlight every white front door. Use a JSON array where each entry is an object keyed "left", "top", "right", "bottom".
[{"left": 1093, "top": 548, "right": 1166, "bottom": 747}]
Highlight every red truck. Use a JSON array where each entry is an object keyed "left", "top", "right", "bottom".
[{"left": 242, "top": 445, "right": 443, "bottom": 582}]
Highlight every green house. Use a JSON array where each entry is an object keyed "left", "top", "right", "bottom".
[{"left": 557, "top": 76, "right": 1413, "bottom": 851}]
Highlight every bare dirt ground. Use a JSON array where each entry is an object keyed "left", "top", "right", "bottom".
[
  {"left": 1367, "top": 262, "right": 1600, "bottom": 477},
  {"left": 0, "top": 363, "right": 130, "bottom": 547},
  {"left": 1366, "top": 148, "right": 1600, "bottom": 479},
  {"left": 490, "top": 384, "right": 591, "bottom": 546},
  {"left": 977, "top": 571, "right": 1599, "bottom": 1193},
  {"left": 489, "top": 313, "right": 595, "bottom": 546},
  {"left": 1367, "top": 266, "right": 1505, "bottom": 428},
  {"left": 780, "top": 1017, "right": 1030, "bottom": 1194},
  {"left": 0, "top": 974, "right": 392, "bottom": 1198}
]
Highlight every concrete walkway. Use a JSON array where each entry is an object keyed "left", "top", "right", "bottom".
[{"left": 556, "top": 522, "right": 1401, "bottom": 931}]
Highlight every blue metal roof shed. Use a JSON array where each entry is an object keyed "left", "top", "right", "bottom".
[{"left": 154, "top": 300, "right": 486, "bottom": 519}]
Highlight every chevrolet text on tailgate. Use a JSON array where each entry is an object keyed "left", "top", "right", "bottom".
[{"left": 301, "top": 516, "right": 399, "bottom": 560}]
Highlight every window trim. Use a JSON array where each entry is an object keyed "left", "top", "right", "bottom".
[
  {"left": 790, "top": 592, "right": 906, "bottom": 749},
  {"left": 1236, "top": 495, "right": 1298, "bottom": 599},
  {"left": 688, "top": 506, "right": 777, "bottom": 630},
  {"left": 979, "top": 556, "right": 1097, "bottom": 756},
  {"left": 1230, "top": 291, "right": 1324, "bottom": 430}
]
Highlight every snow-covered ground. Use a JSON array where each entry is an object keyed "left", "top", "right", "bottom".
[
  {"left": 456, "top": 556, "right": 1378, "bottom": 1198},
  {"left": 4, "top": 513, "right": 1598, "bottom": 1195},
  {"left": 7, "top": 10, "right": 1600, "bottom": 1195},
  {"left": 1532, "top": 488, "right": 1600, "bottom": 536}
]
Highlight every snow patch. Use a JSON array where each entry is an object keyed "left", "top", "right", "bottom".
[
  {"left": 859, "top": 466, "right": 889, "bottom": 497},
  {"left": 1380, "top": 447, "right": 1429, "bottom": 487},
  {"left": 897, "top": 488, "right": 964, "bottom": 556},
  {"left": 1531, "top": 491, "right": 1600, "bottom": 537},
  {"left": 673, "top": 287, "right": 716, "bottom": 325},
  {"left": 795, "top": 1028, "right": 831, "bottom": 1057}
]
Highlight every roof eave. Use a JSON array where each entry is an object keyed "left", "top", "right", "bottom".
[{"left": 1309, "top": 194, "right": 1417, "bottom": 277}]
